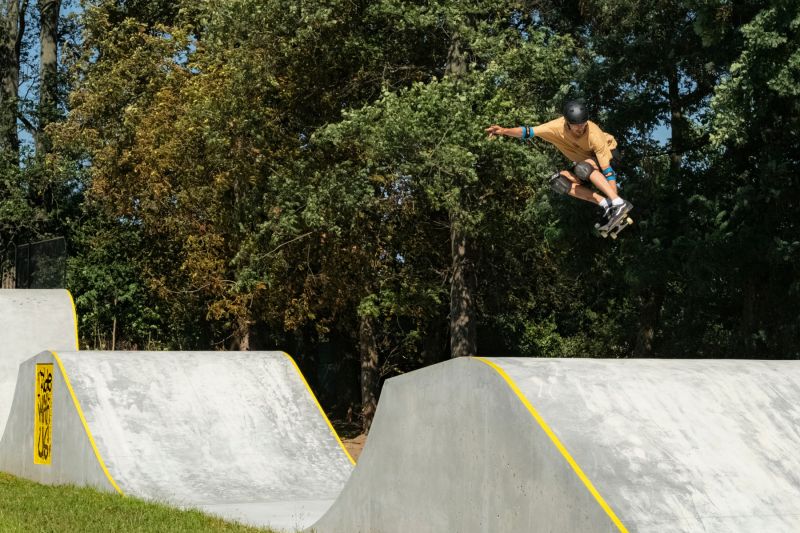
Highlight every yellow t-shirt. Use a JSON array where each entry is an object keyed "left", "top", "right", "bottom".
[{"left": 532, "top": 117, "right": 618, "bottom": 169}]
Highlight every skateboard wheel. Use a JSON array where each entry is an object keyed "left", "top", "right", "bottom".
[
  {"left": 600, "top": 231, "right": 608, "bottom": 238},
  {"left": 627, "top": 217, "right": 633, "bottom": 225},
  {"left": 610, "top": 233, "right": 618, "bottom": 240}
]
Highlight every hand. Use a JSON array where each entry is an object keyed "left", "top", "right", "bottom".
[{"left": 484, "top": 125, "right": 505, "bottom": 139}]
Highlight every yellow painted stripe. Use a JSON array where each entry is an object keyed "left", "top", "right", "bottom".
[
  {"left": 474, "top": 357, "right": 629, "bottom": 533},
  {"left": 283, "top": 352, "right": 356, "bottom": 465},
  {"left": 50, "top": 351, "right": 125, "bottom": 495},
  {"left": 64, "top": 290, "right": 80, "bottom": 351}
]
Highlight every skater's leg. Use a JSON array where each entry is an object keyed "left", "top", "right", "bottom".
[
  {"left": 580, "top": 159, "right": 620, "bottom": 200},
  {"left": 559, "top": 170, "right": 606, "bottom": 205}
]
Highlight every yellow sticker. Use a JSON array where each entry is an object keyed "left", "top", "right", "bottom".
[{"left": 34, "top": 364, "right": 54, "bottom": 465}]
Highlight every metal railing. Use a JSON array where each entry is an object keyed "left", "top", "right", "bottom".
[{"left": 1, "top": 237, "right": 66, "bottom": 289}]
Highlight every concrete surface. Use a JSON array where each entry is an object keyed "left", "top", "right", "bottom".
[
  {"left": 0, "top": 289, "right": 78, "bottom": 437},
  {"left": 0, "top": 350, "right": 354, "bottom": 531},
  {"left": 312, "top": 357, "right": 800, "bottom": 533},
  {"left": 493, "top": 358, "right": 800, "bottom": 532},
  {"left": 2, "top": 298, "right": 799, "bottom": 533}
]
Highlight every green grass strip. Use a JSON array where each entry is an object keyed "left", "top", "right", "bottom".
[{"left": 0, "top": 473, "right": 279, "bottom": 533}]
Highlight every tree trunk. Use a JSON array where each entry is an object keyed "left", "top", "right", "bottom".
[
  {"left": 739, "top": 279, "right": 756, "bottom": 339},
  {"left": 1, "top": 0, "right": 27, "bottom": 157},
  {"left": 421, "top": 318, "right": 445, "bottom": 365},
  {"left": 738, "top": 276, "right": 764, "bottom": 355},
  {"left": 231, "top": 321, "right": 251, "bottom": 351},
  {"left": 633, "top": 288, "right": 664, "bottom": 356},
  {"left": 634, "top": 66, "right": 685, "bottom": 356},
  {"left": 667, "top": 66, "right": 686, "bottom": 173},
  {"left": 359, "top": 313, "right": 378, "bottom": 433},
  {"left": 445, "top": 34, "right": 466, "bottom": 78},
  {"left": 37, "top": 0, "right": 60, "bottom": 156},
  {"left": 444, "top": 33, "right": 476, "bottom": 359},
  {"left": 449, "top": 215, "right": 477, "bottom": 358},
  {"left": 111, "top": 296, "right": 117, "bottom": 350}
]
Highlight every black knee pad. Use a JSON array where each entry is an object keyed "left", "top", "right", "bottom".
[
  {"left": 548, "top": 172, "right": 571, "bottom": 195},
  {"left": 574, "top": 161, "right": 594, "bottom": 181}
]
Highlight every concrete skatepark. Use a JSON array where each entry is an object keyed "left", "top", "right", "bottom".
[
  {"left": 0, "top": 289, "right": 78, "bottom": 438},
  {"left": 2, "top": 289, "right": 800, "bottom": 532}
]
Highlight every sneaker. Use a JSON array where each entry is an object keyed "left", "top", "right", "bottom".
[
  {"left": 606, "top": 200, "right": 633, "bottom": 228},
  {"left": 597, "top": 203, "right": 612, "bottom": 226}
]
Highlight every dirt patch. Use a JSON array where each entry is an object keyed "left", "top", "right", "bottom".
[{"left": 342, "top": 433, "right": 367, "bottom": 462}]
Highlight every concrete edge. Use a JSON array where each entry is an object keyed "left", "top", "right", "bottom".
[
  {"left": 65, "top": 290, "right": 80, "bottom": 351},
  {"left": 50, "top": 350, "right": 124, "bottom": 495},
  {"left": 282, "top": 352, "right": 355, "bottom": 465},
  {"left": 473, "top": 356, "right": 629, "bottom": 533}
]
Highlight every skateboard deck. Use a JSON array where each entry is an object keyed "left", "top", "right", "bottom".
[{"left": 595, "top": 215, "right": 633, "bottom": 239}]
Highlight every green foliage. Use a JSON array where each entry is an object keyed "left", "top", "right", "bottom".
[
  {"left": 701, "top": 0, "right": 800, "bottom": 356},
  {"left": 7, "top": 0, "right": 796, "bottom": 367},
  {"left": 711, "top": 1, "right": 800, "bottom": 148}
]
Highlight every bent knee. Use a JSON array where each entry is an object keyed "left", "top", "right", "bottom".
[
  {"left": 573, "top": 161, "right": 596, "bottom": 181},
  {"left": 559, "top": 170, "right": 580, "bottom": 184}
]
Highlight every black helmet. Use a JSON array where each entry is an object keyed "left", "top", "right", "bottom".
[{"left": 563, "top": 100, "right": 588, "bottom": 124}]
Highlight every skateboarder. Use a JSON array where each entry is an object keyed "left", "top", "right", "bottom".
[{"left": 485, "top": 100, "right": 632, "bottom": 229}]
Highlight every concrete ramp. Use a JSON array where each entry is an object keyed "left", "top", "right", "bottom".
[
  {"left": 3, "top": 350, "right": 800, "bottom": 532},
  {"left": 0, "top": 350, "right": 354, "bottom": 531},
  {"left": 312, "top": 357, "right": 800, "bottom": 533},
  {"left": 0, "top": 290, "right": 78, "bottom": 436}
]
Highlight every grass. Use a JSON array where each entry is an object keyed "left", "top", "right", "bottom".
[{"left": 0, "top": 472, "right": 278, "bottom": 533}]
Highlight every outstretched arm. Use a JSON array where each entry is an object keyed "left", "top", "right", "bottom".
[{"left": 485, "top": 125, "right": 535, "bottom": 140}]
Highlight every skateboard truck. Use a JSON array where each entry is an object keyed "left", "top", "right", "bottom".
[{"left": 595, "top": 216, "right": 634, "bottom": 239}]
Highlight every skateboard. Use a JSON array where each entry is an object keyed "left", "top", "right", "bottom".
[{"left": 595, "top": 215, "right": 633, "bottom": 239}]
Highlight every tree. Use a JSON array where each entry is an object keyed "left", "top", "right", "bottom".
[
  {"left": 704, "top": 0, "right": 800, "bottom": 356},
  {"left": 36, "top": 0, "right": 59, "bottom": 155},
  {"left": 1, "top": 0, "right": 27, "bottom": 157},
  {"left": 313, "top": 4, "right": 577, "bottom": 362}
]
